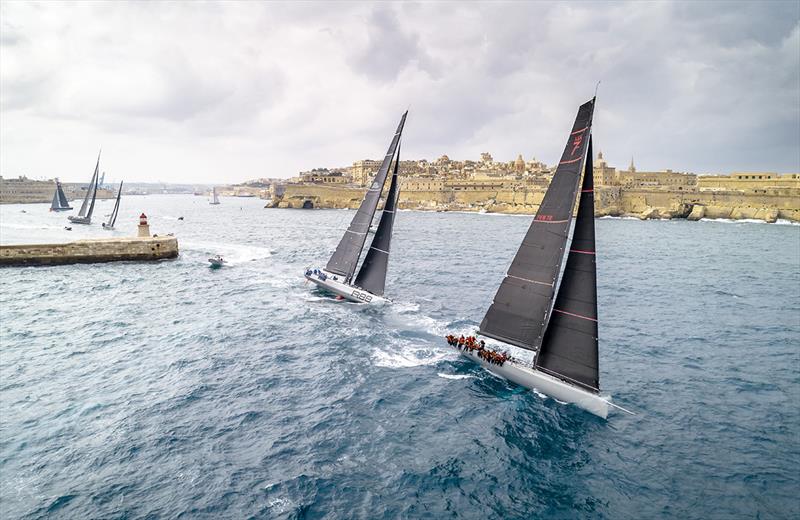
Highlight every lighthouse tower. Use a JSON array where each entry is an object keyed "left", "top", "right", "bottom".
[{"left": 137, "top": 213, "right": 151, "bottom": 237}]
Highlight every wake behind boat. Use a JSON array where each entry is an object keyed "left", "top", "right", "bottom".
[
  {"left": 445, "top": 97, "right": 629, "bottom": 419},
  {"left": 68, "top": 150, "right": 101, "bottom": 225},
  {"left": 305, "top": 111, "right": 408, "bottom": 304}
]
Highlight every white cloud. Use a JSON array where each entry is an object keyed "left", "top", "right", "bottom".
[{"left": 1, "top": 0, "right": 798, "bottom": 183}]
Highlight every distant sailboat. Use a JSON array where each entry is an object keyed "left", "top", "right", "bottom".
[
  {"left": 305, "top": 111, "right": 408, "bottom": 304},
  {"left": 102, "top": 181, "right": 123, "bottom": 229},
  {"left": 210, "top": 187, "right": 220, "bottom": 205},
  {"left": 50, "top": 179, "right": 72, "bottom": 211},
  {"left": 445, "top": 98, "right": 630, "bottom": 419},
  {"left": 68, "top": 150, "right": 101, "bottom": 225}
]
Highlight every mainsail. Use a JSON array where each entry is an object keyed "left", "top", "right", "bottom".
[
  {"left": 325, "top": 111, "right": 407, "bottom": 280},
  {"left": 478, "top": 99, "right": 595, "bottom": 351},
  {"left": 78, "top": 151, "right": 101, "bottom": 217},
  {"left": 57, "top": 181, "right": 70, "bottom": 208},
  {"left": 353, "top": 141, "right": 401, "bottom": 296},
  {"left": 106, "top": 181, "right": 123, "bottom": 228},
  {"left": 535, "top": 138, "right": 599, "bottom": 392}
]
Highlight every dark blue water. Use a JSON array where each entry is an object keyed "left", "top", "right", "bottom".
[{"left": 1, "top": 196, "right": 798, "bottom": 519}]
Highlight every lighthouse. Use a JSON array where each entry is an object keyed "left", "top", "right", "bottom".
[{"left": 137, "top": 213, "right": 151, "bottom": 237}]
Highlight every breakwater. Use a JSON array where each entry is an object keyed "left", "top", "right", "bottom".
[
  {"left": 0, "top": 236, "right": 179, "bottom": 266},
  {"left": 269, "top": 184, "right": 800, "bottom": 222}
]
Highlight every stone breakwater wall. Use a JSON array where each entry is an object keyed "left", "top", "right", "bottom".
[
  {"left": 270, "top": 184, "right": 800, "bottom": 222},
  {"left": 0, "top": 236, "right": 179, "bottom": 266}
]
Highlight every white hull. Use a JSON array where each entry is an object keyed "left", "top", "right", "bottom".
[
  {"left": 455, "top": 347, "right": 610, "bottom": 419},
  {"left": 305, "top": 269, "right": 388, "bottom": 304}
]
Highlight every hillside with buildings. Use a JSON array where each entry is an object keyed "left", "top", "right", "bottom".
[{"left": 263, "top": 152, "right": 800, "bottom": 222}]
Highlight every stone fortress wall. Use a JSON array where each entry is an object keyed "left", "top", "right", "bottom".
[{"left": 268, "top": 152, "right": 800, "bottom": 223}]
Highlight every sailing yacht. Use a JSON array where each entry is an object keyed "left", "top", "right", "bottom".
[
  {"left": 446, "top": 98, "right": 627, "bottom": 419},
  {"left": 68, "top": 150, "right": 101, "bottom": 225},
  {"left": 49, "top": 179, "right": 72, "bottom": 211},
  {"left": 305, "top": 111, "right": 408, "bottom": 304},
  {"left": 210, "top": 187, "right": 220, "bottom": 205},
  {"left": 102, "top": 181, "right": 123, "bottom": 229}
]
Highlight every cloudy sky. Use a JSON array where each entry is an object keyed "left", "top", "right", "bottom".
[{"left": 1, "top": 0, "right": 798, "bottom": 184}]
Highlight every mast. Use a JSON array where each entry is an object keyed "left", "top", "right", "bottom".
[
  {"left": 57, "top": 181, "right": 71, "bottom": 208},
  {"left": 478, "top": 99, "right": 595, "bottom": 351},
  {"left": 535, "top": 137, "right": 600, "bottom": 392},
  {"left": 353, "top": 141, "right": 401, "bottom": 296},
  {"left": 108, "top": 181, "right": 123, "bottom": 227},
  {"left": 78, "top": 151, "right": 101, "bottom": 217},
  {"left": 325, "top": 110, "right": 407, "bottom": 281}
]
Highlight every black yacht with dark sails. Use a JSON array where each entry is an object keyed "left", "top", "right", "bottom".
[
  {"left": 68, "top": 151, "right": 101, "bottom": 225},
  {"left": 445, "top": 98, "right": 629, "bottom": 418},
  {"left": 103, "top": 181, "right": 123, "bottom": 229},
  {"left": 305, "top": 111, "right": 407, "bottom": 303},
  {"left": 50, "top": 180, "right": 72, "bottom": 212}
]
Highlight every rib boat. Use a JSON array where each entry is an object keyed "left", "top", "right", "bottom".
[
  {"left": 49, "top": 180, "right": 72, "bottom": 211},
  {"left": 68, "top": 150, "right": 100, "bottom": 225},
  {"left": 446, "top": 98, "right": 629, "bottom": 419},
  {"left": 305, "top": 111, "right": 407, "bottom": 304},
  {"left": 102, "top": 181, "right": 123, "bottom": 229}
]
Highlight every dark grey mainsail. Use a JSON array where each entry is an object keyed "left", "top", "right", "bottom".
[
  {"left": 535, "top": 138, "right": 599, "bottom": 392},
  {"left": 78, "top": 152, "right": 101, "bottom": 217},
  {"left": 353, "top": 142, "right": 401, "bottom": 296},
  {"left": 478, "top": 99, "right": 595, "bottom": 351},
  {"left": 57, "top": 182, "right": 71, "bottom": 209},
  {"left": 105, "top": 181, "right": 123, "bottom": 228},
  {"left": 325, "top": 111, "right": 407, "bottom": 280}
]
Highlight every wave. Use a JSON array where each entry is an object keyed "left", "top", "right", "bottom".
[
  {"left": 371, "top": 342, "right": 455, "bottom": 368},
  {"left": 437, "top": 373, "right": 474, "bottom": 380},
  {"left": 181, "top": 240, "right": 273, "bottom": 264}
]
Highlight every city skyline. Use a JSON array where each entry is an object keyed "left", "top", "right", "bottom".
[{"left": 1, "top": 1, "right": 799, "bottom": 184}]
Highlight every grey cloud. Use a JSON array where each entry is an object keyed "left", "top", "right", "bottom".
[
  {"left": 350, "top": 5, "right": 439, "bottom": 82},
  {"left": 0, "top": 0, "right": 797, "bottom": 183}
]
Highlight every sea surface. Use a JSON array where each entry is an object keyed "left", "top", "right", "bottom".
[{"left": 1, "top": 195, "right": 798, "bottom": 519}]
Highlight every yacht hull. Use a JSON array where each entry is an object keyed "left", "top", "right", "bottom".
[
  {"left": 67, "top": 216, "right": 91, "bottom": 225},
  {"left": 305, "top": 269, "right": 388, "bottom": 304},
  {"left": 454, "top": 347, "right": 610, "bottom": 419}
]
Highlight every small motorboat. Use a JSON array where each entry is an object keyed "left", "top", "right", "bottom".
[
  {"left": 208, "top": 255, "right": 227, "bottom": 269},
  {"left": 64, "top": 226, "right": 72, "bottom": 231},
  {"left": 178, "top": 216, "right": 184, "bottom": 221}
]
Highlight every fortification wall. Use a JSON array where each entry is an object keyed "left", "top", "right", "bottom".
[
  {"left": 270, "top": 184, "right": 800, "bottom": 222},
  {"left": 0, "top": 236, "right": 179, "bottom": 266}
]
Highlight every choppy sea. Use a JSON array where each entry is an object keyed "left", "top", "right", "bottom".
[{"left": 1, "top": 195, "right": 798, "bottom": 519}]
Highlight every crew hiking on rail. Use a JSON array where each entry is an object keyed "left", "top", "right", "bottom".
[{"left": 445, "top": 334, "right": 510, "bottom": 366}]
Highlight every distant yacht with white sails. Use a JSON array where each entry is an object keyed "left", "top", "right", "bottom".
[{"left": 305, "top": 111, "right": 408, "bottom": 304}]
